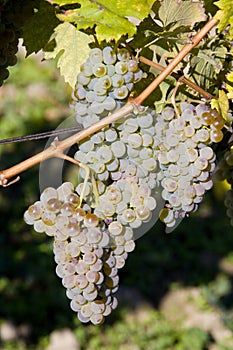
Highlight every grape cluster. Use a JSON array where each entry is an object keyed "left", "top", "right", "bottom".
[
  {"left": 75, "top": 108, "right": 160, "bottom": 187},
  {"left": 24, "top": 40, "right": 228, "bottom": 322},
  {"left": 24, "top": 102, "right": 226, "bottom": 322},
  {"left": 0, "top": 2, "right": 20, "bottom": 86},
  {"left": 70, "top": 46, "right": 146, "bottom": 128},
  {"left": 75, "top": 103, "right": 225, "bottom": 229},
  {"left": 155, "top": 103, "right": 224, "bottom": 227},
  {"left": 24, "top": 182, "right": 137, "bottom": 324}
]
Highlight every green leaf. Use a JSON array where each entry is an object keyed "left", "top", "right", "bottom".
[
  {"left": 22, "top": 1, "right": 60, "bottom": 55},
  {"left": 158, "top": 0, "right": 207, "bottom": 31},
  {"left": 44, "top": 22, "right": 93, "bottom": 88},
  {"left": 48, "top": 0, "right": 154, "bottom": 41},
  {"left": 189, "top": 33, "right": 228, "bottom": 92},
  {"left": 211, "top": 90, "right": 229, "bottom": 121},
  {"left": 215, "top": 0, "right": 233, "bottom": 39}
]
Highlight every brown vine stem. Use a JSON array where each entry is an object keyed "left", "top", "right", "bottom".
[
  {"left": 139, "top": 56, "right": 213, "bottom": 100},
  {"left": 0, "top": 17, "right": 219, "bottom": 186},
  {"left": 134, "top": 17, "right": 218, "bottom": 105}
]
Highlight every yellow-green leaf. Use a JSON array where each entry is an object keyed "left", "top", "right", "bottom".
[
  {"left": 211, "top": 90, "right": 229, "bottom": 121},
  {"left": 44, "top": 23, "right": 92, "bottom": 89},
  {"left": 48, "top": 0, "right": 154, "bottom": 42},
  {"left": 158, "top": 0, "right": 207, "bottom": 30},
  {"left": 214, "top": 0, "right": 233, "bottom": 38}
]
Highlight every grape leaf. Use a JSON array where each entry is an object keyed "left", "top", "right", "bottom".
[
  {"left": 44, "top": 22, "right": 92, "bottom": 88},
  {"left": 211, "top": 90, "right": 229, "bottom": 121},
  {"left": 189, "top": 31, "right": 228, "bottom": 92},
  {"left": 132, "top": 0, "right": 207, "bottom": 53},
  {"left": 214, "top": 0, "right": 233, "bottom": 38},
  {"left": 47, "top": 0, "right": 154, "bottom": 41},
  {"left": 22, "top": 1, "right": 60, "bottom": 55},
  {"left": 158, "top": 0, "right": 207, "bottom": 30}
]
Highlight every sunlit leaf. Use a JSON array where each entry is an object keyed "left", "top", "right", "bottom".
[
  {"left": 158, "top": 0, "right": 207, "bottom": 30},
  {"left": 211, "top": 90, "right": 229, "bottom": 121},
  {"left": 44, "top": 22, "right": 92, "bottom": 88},
  {"left": 47, "top": 0, "right": 154, "bottom": 41},
  {"left": 215, "top": 0, "right": 233, "bottom": 39}
]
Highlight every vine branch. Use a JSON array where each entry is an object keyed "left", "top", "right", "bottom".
[
  {"left": 0, "top": 17, "right": 219, "bottom": 187},
  {"left": 134, "top": 17, "right": 218, "bottom": 105},
  {"left": 139, "top": 56, "right": 213, "bottom": 100}
]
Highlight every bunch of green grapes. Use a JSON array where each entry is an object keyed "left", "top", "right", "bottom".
[
  {"left": 24, "top": 182, "right": 138, "bottom": 324},
  {"left": 75, "top": 102, "right": 225, "bottom": 230},
  {"left": 156, "top": 103, "right": 225, "bottom": 228},
  {"left": 70, "top": 46, "right": 146, "bottom": 128},
  {"left": 24, "top": 42, "right": 229, "bottom": 323}
]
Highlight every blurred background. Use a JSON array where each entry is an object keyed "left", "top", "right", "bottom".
[{"left": 0, "top": 46, "right": 233, "bottom": 350}]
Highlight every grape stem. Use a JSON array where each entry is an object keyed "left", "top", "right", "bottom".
[
  {"left": 54, "top": 149, "right": 91, "bottom": 206},
  {"left": 0, "top": 17, "right": 219, "bottom": 187},
  {"left": 139, "top": 56, "right": 213, "bottom": 101},
  {"left": 171, "top": 80, "right": 182, "bottom": 117},
  {"left": 134, "top": 17, "right": 218, "bottom": 105}
]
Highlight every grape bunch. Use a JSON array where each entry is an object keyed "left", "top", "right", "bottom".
[
  {"left": 24, "top": 42, "right": 228, "bottom": 323},
  {"left": 75, "top": 102, "right": 225, "bottom": 229},
  {"left": 155, "top": 103, "right": 225, "bottom": 228},
  {"left": 70, "top": 46, "right": 146, "bottom": 128},
  {"left": 0, "top": 1, "right": 20, "bottom": 86},
  {"left": 24, "top": 182, "right": 138, "bottom": 324},
  {"left": 24, "top": 105, "right": 226, "bottom": 322}
]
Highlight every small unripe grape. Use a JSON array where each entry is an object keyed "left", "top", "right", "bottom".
[
  {"left": 46, "top": 198, "right": 62, "bottom": 212},
  {"left": 89, "top": 48, "right": 103, "bottom": 64},
  {"left": 210, "top": 109, "right": 219, "bottom": 118},
  {"left": 27, "top": 203, "right": 42, "bottom": 219},
  {"left": 67, "top": 193, "right": 80, "bottom": 206},
  {"left": 212, "top": 117, "right": 225, "bottom": 130},
  {"left": 80, "top": 62, "right": 93, "bottom": 76},
  {"left": 61, "top": 202, "right": 75, "bottom": 216},
  {"left": 113, "top": 86, "right": 128, "bottom": 99},
  {"left": 202, "top": 112, "right": 214, "bottom": 125},
  {"left": 115, "top": 61, "right": 128, "bottom": 75},
  {"left": 92, "top": 63, "right": 107, "bottom": 77},
  {"left": 84, "top": 213, "right": 99, "bottom": 227},
  {"left": 76, "top": 208, "right": 87, "bottom": 221},
  {"left": 210, "top": 129, "right": 223, "bottom": 143},
  {"left": 98, "top": 75, "right": 112, "bottom": 89},
  {"left": 127, "top": 59, "right": 138, "bottom": 72}
]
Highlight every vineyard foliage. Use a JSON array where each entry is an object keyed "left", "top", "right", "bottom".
[{"left": 1, "top": 0, "right": 233, "bottom": 326}]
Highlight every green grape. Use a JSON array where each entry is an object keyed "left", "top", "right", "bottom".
[
  {"left": 113, "top": 86, "right": 128, "bottom": 99},
  {"left": 103, "top": 46, "right": 117, "bottom": 64},
  {"left": 92, "top": 63, "right": 107, "bottom": 77},
  {"left": 80, "top": 61, "right": 93, "bottom": 76},
  {"left": 111, "top": 73, "right": 124, "bottom": 87}
]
